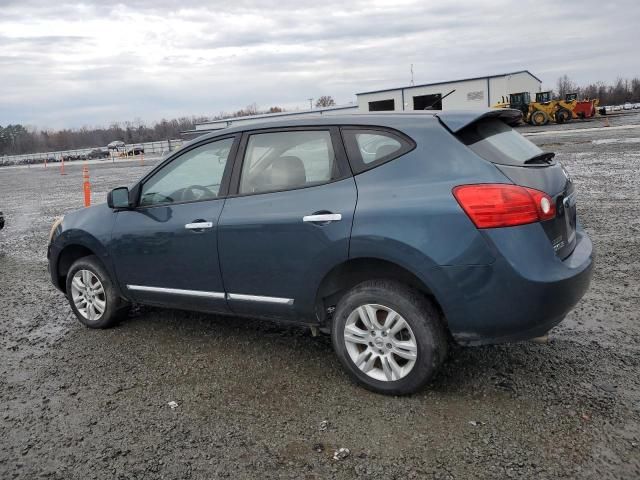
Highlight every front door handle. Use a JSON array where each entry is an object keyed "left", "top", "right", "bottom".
[
  {"left": 302, "top": 213, "right": 342, "bottom": 223},
  {"left": 185, "top": 221, "right": 213, "bottom": 230}
]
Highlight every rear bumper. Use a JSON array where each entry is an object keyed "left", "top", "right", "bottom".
[{"left": 437, "top": 223, "right": 594, "bottom": 345}]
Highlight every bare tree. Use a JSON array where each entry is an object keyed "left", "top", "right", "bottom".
[
  {"left": 556, "top": 75, "right": 577, "bottom": 98},
  {"left": 315, "top": 96, "right": 336, "bottom": 108}
]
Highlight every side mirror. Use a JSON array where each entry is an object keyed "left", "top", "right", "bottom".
[{"left": 107, "top": 187, "right": 131, "bottom": 209}]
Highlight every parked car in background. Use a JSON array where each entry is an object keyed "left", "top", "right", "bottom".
[
  {"left": 87, "top": 148, "right": 110, "bottom": 160},
  {"left": 107, "top": 140, "right": 126, "bottom": 152},
  {"left": 0, "top": 210, "right": 4, "bottom": 230},
  {"left": 61, "top": 153, "right": 87, "bottom": 162},
  {"left": 47, "top": 110, "right": 593, "bottom": 395},
  {"left": 126, "top": 145, "right": 144, "bottom": 156},
  {"left": 623, "top": 102, "right": 633, "bottom": 110},
  {"left": 634, "top": 103, "right": 640, "bottom": 109},
  {"left": 614, "top": 105, "right": 622, "bottom": 111}
]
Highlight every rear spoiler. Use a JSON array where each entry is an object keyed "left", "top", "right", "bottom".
[{"left": 434, "top": 109, "right": 522, "bottom": 133}]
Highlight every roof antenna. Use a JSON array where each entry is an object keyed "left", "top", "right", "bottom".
[{"left": 410, "top": 64, "right": 414, "bottom": 86}]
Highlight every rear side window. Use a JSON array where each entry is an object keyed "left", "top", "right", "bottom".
[
  {"left": 239, "top": 130, "right": 339, "bottom": 195},
  {"left": 457, "top": 118, "right": 548, "bottom": 166},
  {"left": 342, "top": 128, "right": 415, "bottom": 173}
]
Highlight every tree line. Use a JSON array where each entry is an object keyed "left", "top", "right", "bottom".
[
  {"left": 556, "top": 75, "right": 640, "bottom": 105},
  {"left": 0, "top": 104, "right": 286, "bottom": 157}
]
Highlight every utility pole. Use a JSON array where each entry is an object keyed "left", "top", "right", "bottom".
[
  {"left": 410, "top": 64, "right": 414, "bottom": 86},
  {"left": 308, "top": 98, "right": 313, "bottom": 109}
]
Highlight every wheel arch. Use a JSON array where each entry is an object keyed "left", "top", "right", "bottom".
[
  {"left": 54, "top": 238, "right": 122, "bottom": 298},
  {"left": 56, "top": 244, "right": 99, "bottom": 292},
  {"left": 314, "top": 257, "right": 448, "bottom": 331}
]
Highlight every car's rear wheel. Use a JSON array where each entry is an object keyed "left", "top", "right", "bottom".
[
  {"left": 65, "top": 255, "right": 129, "bottom": 329},
  {"left": 331, "top": 280, "right": 447, "bottom": 395}
]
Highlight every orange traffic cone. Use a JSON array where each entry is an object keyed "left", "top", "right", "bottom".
[{"left": 83, "top": 164, "right": 91, "bottom": 207}]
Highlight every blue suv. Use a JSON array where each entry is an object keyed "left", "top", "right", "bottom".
[{"left": 47, "top": 110, "right": 593, "bottom": 395}]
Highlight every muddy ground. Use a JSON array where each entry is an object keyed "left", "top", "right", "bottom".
[{"left": 0, "top": 112, "right": 639, "bottom": 479}]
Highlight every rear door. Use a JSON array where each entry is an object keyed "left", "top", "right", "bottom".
[{"left": 218, "top": 127, "right": 356, "bottom": 321}]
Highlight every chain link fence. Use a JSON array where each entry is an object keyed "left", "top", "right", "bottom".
[{"left": 0, "top": 139, "right": 184, "bottom": 166}]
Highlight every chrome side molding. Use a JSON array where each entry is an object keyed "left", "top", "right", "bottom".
[
  {"left": 127, "top": 285, "right": 225, "bottom": 299},
  {"left": 126, "top": 285, "right": 294, "bottom": 306},
  {"left": 227, "top": 293, "right": 294, "bottom": 306}
]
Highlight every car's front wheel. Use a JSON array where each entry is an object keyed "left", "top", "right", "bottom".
[
  {"left": 331, "top": 280, "right": 447, "bottom": 395},
  {"left": 65, "top": 255, "right": 129, "bottom": 329}
]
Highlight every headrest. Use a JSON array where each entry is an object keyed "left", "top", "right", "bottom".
[{"left": 270, "top": 156, "right": 306, "bottom": 189}]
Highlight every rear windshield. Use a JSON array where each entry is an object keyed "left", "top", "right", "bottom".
[{"left": 457, "top": 118, "right": 550, "bottom": 166}]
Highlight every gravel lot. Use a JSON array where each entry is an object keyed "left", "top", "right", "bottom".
[{"left": 1, "top": 113, "right": 639, "bottom": 479}]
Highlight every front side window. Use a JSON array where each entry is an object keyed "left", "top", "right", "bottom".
[
  {"left": 140, "top": 137, "right": 234, "bottom": 207},
  {"left": 342, "top": 128, "right": 415, "bottom": 173},
  {"left": 239, "top": 131, "right": 338, "bottom": 195}
]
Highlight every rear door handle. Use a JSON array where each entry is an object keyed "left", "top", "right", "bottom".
[
  {"left": 302, "top": 213, "right": 342, "bottom": 223},
  {"left": 185, "top": 221, "right": 213, "bottom": 230}
]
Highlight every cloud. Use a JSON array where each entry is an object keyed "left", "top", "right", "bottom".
[{"left": 0, "top": 0, "right": 639, "bottom": 128}]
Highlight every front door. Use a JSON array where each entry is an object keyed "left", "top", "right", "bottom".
[
  {"left": 218, "top": 128, "right": 357, "bottom": 321},
  {"left": 110, "top": 136, "right": 238, "bottom": 313}
]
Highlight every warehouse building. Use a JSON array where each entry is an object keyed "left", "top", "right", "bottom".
[
  {"left": 188, "top": 70, "right": 542, "bottom": 135},
  {"left": 356, "top": 70, "right": 542, "bottom": 112}
]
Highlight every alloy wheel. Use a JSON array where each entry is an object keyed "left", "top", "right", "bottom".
[
  {"left": 343, "top": 304, "right": 417, "bottom": 382},
  {"left": 70, "top": 269, "right": 106, "bottom": 321}
]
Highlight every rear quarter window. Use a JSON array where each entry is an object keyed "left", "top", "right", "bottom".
[
  {"left": 457, "top": 118, "right": 549, "bottom": 166},
  {"left": 341, "top": 127, "right": 415, "bottom": 173}
]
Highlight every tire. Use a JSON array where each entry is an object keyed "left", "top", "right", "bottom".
[
  {"left": 331, "top": 280, "right": 448, "bottom": 395},
  {"left": 531, "top": 110, "right": 549, "bottom": 126},
  {"left": 556, "top": 108, "right": 572, "bottom": 124},
  {"left": 65, "top": 255, "right": 129, "bottom": 329}
]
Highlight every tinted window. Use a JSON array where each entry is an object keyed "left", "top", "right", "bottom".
[
  {"left": 354, "top": 133, "right": 402, "bottom": 164},
  {"left": 413, "top": 94, "right": 442, "bottom": 110},
  {"left": 239, "top": 131, "right": 337, "bottom": 195},
  {"left": 368, "top": 99, "right": 395, "bottom": 111},
  {"left": 342, "top": 128, "right": 414, "bottom": 173},
  {"left": 140, "top": 137, "right": 234, "bottom": 206},
  {"left": 457, "top": 118, "right": 547, "bottom": 166}
]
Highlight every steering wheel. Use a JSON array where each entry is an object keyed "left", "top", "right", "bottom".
[{"left": 180, "top": 185, "right": 214, "bottom": 201}]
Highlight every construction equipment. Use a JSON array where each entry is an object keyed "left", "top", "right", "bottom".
[
  {"left": 563, "top": 93, "right": 599, "bottom": 120},
  {"left": 531, "top": 91, "right": 572, "bottom": 125},
  {"left": 493, "top": 91, "right": 555, "bottom": 126},
  {"left": 494, "top": 92, "right": 531, "bottom": 121},
  {"left": 493, "top": 90, "right": 599, "bottom": 126}
]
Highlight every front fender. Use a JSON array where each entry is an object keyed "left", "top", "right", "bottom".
[{"left": 48, "top": 204, "right": 120, "bottom": 294}]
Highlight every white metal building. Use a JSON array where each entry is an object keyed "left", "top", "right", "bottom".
[
  {"left": 356, "top": 70, "right": 541, "bottom": 112},
  {"left": 187, "top": 70, "right": 542, "bottom": 135}
]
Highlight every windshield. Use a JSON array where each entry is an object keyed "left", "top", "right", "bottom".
[{"left": 457, "top": 118, "right": 550, "bottom": 166}]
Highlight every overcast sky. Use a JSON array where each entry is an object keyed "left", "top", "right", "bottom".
[{"left": 1, "top": 0, "right": 638, "bottom": 129}]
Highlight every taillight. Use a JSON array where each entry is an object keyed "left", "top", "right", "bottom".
[{"left": 452, "top": 184, "right": 556, "bottom": 228}]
